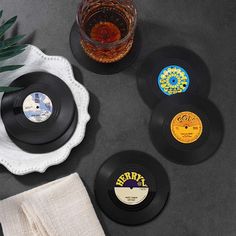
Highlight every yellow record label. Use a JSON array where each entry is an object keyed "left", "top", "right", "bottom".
[{"left": 170, "top": 111, "right": 203, "bottom": 144}]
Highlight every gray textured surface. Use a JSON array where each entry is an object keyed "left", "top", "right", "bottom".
[{"left": 0, "top": 0, "right": 236, "bottom": 235}]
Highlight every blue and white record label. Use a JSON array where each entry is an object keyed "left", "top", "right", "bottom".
[
  {"left": 157, "top": 65, "right": 190, "bottom": 96},
  {"left": 23, "top": 92, "right": 53, "bottom": 123}
]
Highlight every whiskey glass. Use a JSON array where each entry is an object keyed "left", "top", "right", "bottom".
[{"left": 76, "top": 0, "right": 137, "bottom": 63}]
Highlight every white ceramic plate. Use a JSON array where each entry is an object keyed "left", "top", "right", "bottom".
[{"left": 0, "top": 45, "right": 90, "bottom": 175}]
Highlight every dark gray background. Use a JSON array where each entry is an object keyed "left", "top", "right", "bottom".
[{"left": 0, "top": 0, "right": 236, "bottom": 235}]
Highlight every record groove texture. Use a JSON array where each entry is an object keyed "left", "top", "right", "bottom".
[
  {"left": 137, "top": 46, "right": 211, "bottom": 108},
  {"left": 95, "top": 151, "right": 170, "bottom": 225},
  {"left": 149, "top": 94, "right": 224, "bottom": 165},
  {"left": 1, "top": 72, "right": 78, "bottom": 153}
]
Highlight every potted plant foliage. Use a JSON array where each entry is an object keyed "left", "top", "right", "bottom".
[{"left": 0, "top": 10, "right": 26, "bottom": 92}]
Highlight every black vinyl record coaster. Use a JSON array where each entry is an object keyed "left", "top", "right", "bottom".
[
  {"left": 69, "top": 22, "right": 141, "bottom": 75},
  {"left": 95, "top": 150, "right": 170, "bottom": 225},
  {"left": 7, "top": 108, "right": 78, "bottom": 154},
  {"left": 149, "top": 94, "right": 224, "bottom": 165},
  {"left": 1, "top": 72, "right": 77, "bottom": 153},
  {"left": 137, "top": 46, "right": 211, "bottom": 108}
]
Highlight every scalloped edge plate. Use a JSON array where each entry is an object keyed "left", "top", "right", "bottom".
[{"left": 0, "top": 45, "right": 90, "bottom": 175}]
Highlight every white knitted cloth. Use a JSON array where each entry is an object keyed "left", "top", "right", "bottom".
[{"left": 0, "top": 173, "right": 105, "bottom": 236}]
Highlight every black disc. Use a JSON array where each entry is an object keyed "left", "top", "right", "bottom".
[
  {"left": 149, "top": 94, "right": 224, "bottom": 165},
  {"left": 69, "top": 22, "right": 141, "bottom": 75},
  {"left": 1, "top": 72, "right": 75, "bottom": 145},
  {"left": 6, "top": 107, "right": 78, "bottom": 153},
  {"left": 137, "top": 46, "right": 211, "bottom": 108},
  {"left": 95, "top": 151, "right": 170, "bottom": 225}
]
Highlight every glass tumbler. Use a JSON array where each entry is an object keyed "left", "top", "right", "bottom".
[{"left": 76, "top": 0, "right": 137, "bottom": 63}]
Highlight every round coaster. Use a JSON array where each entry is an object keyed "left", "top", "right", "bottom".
[
  {"left": 1, "top": 72, "right": 76, "bottom": 145},
  {"left": 69, "top": 22, "right": 141, "bottom": 75},
  {"left": 1, "top": 72, "right": 78, "bottom": 154},
  {"left": 137, "top": 46, "right": 211, "bottom": 108},
  {"left": 149, "top": 94, "right": 224, "bottom": 165},
  {"left": 7, "top": 108, "right": 78, "bottom": 154},
  {"left": 95, "top": 150, "right": 170, "bottom": 225}
]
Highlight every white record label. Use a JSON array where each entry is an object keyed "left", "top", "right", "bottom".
[
  {"left": 114, "top": 187, "right": 149, "bottom": 205},
  {"left": 23, "top": 92, "right": 53, "bottom": 123}
]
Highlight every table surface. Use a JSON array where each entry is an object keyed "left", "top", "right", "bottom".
[{"left": 1, "top": 0, "right": 236, "bottom": 235}]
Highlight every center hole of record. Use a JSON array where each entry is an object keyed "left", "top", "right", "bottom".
[
  {"left": 185, "top": 126, "right": 188, "bottom": 129},
  {"left": 36, "top": 106, "right": 39, "bottom": 109}
]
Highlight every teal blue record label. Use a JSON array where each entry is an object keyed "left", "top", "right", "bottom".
[
  {"left": 23, "top": 92, "right": 53, "bottom": 123},
  {"left": 157, "top": 65, "right": 190, "bottom": 96}
]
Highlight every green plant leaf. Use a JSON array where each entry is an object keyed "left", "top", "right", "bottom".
[
  {"left": 0, "top": 65, "right": 23, "bottom": 73},
  {"left": 0, "top": 44, "right": 27, "bottom": 61},
  {"left": 0, "top": 35, "right": 25, "bottom": 49},
  {"left": 0, "top": 44, "right": 27, "bottom": 54},
  {"left": 0, "top": 16, "right": 17, "bottom": 38},
  {"left": 0, "top": 86, "right": 23, "bottom": 93},
  {"left": 0, "top": 10, "right": 26, "bottom": 91},
  {"left": 0, "top": 49, "right": 25, "bottom": 61}
]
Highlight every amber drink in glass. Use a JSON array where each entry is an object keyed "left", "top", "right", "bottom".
[{"left": 76, "top": 0, "right": 137, "bottom": 63}]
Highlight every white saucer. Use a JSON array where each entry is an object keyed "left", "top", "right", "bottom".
[{"left": 0, "top": 45, "right": 90, "bottom": 175}]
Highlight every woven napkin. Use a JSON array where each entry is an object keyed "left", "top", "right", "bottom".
[{"left": 0, "top": 173, "right": 105, "bottom": 236}]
